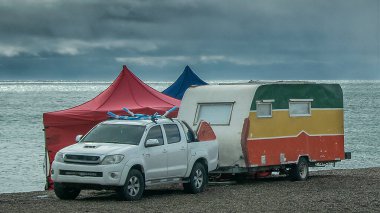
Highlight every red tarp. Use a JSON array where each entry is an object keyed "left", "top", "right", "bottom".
[{"left": 43, "top": 65, "right": 180, "bottom": 188}]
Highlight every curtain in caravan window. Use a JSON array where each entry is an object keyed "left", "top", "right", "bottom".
[
  {"left": 289, "top": 102, "right": 311, "bottom": 116},
  {"left": 195, "top": 103, "right": 233, "bottom": 125},
  {"left": 257, "top": 103, "right": 272, "bottom": 118}
]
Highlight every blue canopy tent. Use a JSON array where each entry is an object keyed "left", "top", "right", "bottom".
[{"left": 163, "top": 65, "right": 208, "bottom": 100}]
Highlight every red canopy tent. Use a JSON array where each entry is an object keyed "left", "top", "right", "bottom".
[{"left": 43, "top": 65, "right": 180, "bottom": 188}]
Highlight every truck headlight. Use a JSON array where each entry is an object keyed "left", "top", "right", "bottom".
[
  {"left": 101, "top": 154, "right": 124, "bottom": 165},
  {"left": 55, "top": 152, "right": 64, "bottom": 163}
]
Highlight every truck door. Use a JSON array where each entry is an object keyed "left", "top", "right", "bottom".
[
  {"left": 164, "top": 123, "right": 188, "bottom": 177},
  {"left": 143, "top": 125, "right": 168, "bottom": 180}
]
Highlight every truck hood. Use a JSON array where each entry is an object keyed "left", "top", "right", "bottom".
[{"left": 60, "top": 142, "right": 138, "bottom": 156}]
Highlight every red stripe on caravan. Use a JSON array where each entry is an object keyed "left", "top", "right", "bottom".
[
  {"left": 246, "top": 132, "right": 345, "bottom": 166},
  {"left": 240, "top": 118, "right": 250, "bottom": 167}
]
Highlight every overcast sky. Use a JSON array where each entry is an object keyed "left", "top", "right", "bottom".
[{"left": 0, "top": 0, "right": 379, "bottom": 80}]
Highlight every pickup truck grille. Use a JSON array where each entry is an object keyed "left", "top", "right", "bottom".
[
  {"left": 64, "top": 154, "right": 101, "bottom": 164},
  {"left": 60, "top": 170, "right": 103, "bottom": 177}
]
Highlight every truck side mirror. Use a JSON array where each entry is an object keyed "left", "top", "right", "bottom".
[
  {"left": 145, "top": 139, "right": 160, "bottom": 147},
  {"left": 75, "top": 135, "right": 83, "bottom": 143}
]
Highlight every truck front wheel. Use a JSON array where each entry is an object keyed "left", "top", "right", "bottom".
[
  {"left": 54, "top": 182, "right": 81, "bottom": 200},
  {"left": 290, "top": 157, "right": 309, "bottom": 181},
  {"left": 183, "top": 162, "right": 208, "bottom": 194},
  {"left": 117, "top": 169, "right": 145, "bottom": 201}
]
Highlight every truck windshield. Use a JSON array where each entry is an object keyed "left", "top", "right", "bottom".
[{"left": 82, "top": 124, "right": 146, "bottom": 145}]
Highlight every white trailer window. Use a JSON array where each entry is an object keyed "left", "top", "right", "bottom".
[
  {"left": 194, "top": 103, "right": 233, "bottom": 125},
  {"left": 256, "top": 103, "right": 272, "bottom": 118},
  {"left": 289, "top": 100, "right": 312, "bottom": 117}
]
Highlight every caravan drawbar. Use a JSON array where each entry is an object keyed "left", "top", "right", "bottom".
[{"left": 178, "top": 83, "right": 351, "bottom": 180}]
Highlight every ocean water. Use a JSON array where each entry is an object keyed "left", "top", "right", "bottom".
[{"left": 0, "top": 80, "right": 379, "bottom": 194}]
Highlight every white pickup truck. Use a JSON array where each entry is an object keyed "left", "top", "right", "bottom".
[{"left": 51, "top": 117, "right": 218, "bottom": 201}]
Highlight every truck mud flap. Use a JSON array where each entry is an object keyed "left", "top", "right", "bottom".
[{"left": 345, "top": 152, "right": 352, "bottom": 159}]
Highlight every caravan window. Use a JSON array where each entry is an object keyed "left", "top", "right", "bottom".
[
  {"left": 256, "top": 103, "right": 272, "bottom": 118},
  {"left": 289, "top": 99, "right": 312, "bottom": 117},
  {"left": 194, "top": 103, "right": 233, "bottom": 125}
]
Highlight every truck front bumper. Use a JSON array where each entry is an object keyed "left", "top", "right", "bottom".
[{"left": 51, "top": 161, "right": 127, "bottom": 186}]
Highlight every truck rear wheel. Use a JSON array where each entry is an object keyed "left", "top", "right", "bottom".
[
  {"left": 183, "top": 162, "right": 207, "bottom": 194},
  {"left": 117, "top": 169, "right": 145, "bottom": 201},
  {"left": 54, "top": 182, "right": 81, "bottom": 200},
  {"left": 290, "top": 157, "right": 309, "bottom": 181}
]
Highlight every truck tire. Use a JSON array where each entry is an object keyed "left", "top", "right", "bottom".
[
  {"left": 54, "top": 182, "right": 81, "bottom": 200},
  {"left": 117, "top": 169, "right": 145, "bottom": 201},
  {"left": 183, "top": 162, "right": 208, "bottom": 194},
  {"left": 290, "top": 157, "right": 309, "bottom": 181}
]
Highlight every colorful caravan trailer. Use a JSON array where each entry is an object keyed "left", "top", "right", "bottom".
[{"left": 178, "top": 83, "right": 351, "bottom": 180}]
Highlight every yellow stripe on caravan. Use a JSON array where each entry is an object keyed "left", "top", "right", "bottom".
[{"left": 248, "top": 109, "right": 344, "bottom": 139}]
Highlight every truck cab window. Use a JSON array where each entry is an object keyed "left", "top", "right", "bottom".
[
  {"left": 163, "top": 124, "right": 181, "bottom": 144},
  {"left": 145, "top": 125, "right": 164, "bottom": 145},
  {"left": 81, "top": 124, "right": 145, "bottom": 145}
]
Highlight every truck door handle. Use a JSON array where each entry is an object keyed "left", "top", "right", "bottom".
[
  {"left": 180, "top": 146, "right": 186, "bottom": 151},
  {"left": 144, "top": 153, "right": 150, "bottom": 158},
  {"left": 163, "top": 149, "right": 167, "bottom": 153}
]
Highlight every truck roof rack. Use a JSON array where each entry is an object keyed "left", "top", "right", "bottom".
[{"left": 107, "top": 106, "right": 178, "bottom": 123}]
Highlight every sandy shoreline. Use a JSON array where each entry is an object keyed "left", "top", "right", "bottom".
[{"left": 0, "top": 167, "right": 379, "bottom": 212}]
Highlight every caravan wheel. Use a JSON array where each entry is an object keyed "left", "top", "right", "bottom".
[{"left": 290, "top": 157, "right": 309, "bottom": 181}]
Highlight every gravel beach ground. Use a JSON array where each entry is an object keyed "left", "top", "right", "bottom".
[{"left": 0, "top": 167, "right": 379, "bottom": 213}]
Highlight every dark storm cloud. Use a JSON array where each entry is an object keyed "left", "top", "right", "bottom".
[{"left": 0, "top": 0, "right": 378, "bottom": 80}]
